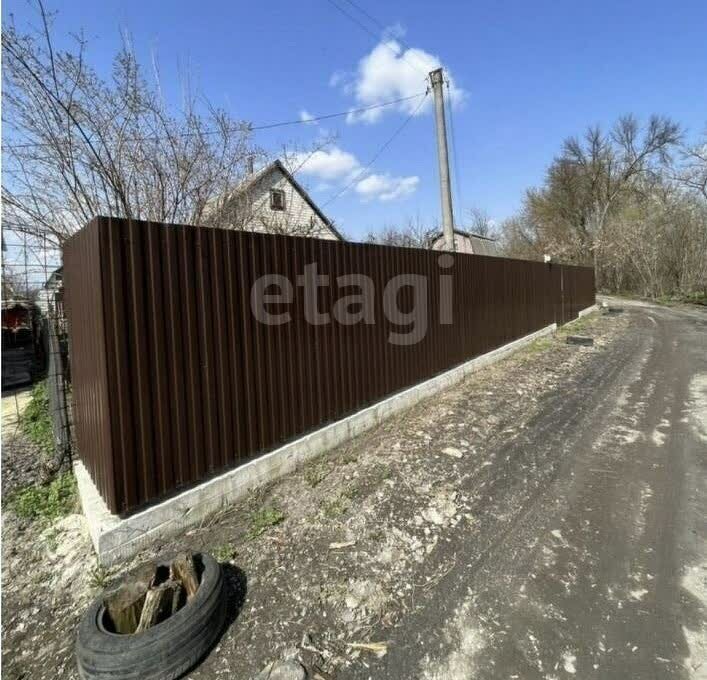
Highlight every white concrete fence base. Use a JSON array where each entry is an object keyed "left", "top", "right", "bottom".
[{"left": 77, "top": 305, "right": 597, "bottom": 565}]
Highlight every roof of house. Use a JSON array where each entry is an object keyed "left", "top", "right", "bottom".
[
  {"left": 44, "top": 266, "right": 63, "bottom": 289},
  {"left": 431, "top": 228, "right": 499, "bottom": 256},
  {"left": 235, "top": 159, "right": 344, "bottom": 241}
]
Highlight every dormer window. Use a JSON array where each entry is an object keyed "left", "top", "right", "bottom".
[{"left": 270, "top": 189, "right": 285, "bottom": 211}]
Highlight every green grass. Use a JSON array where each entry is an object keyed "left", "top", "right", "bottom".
[
  {"left": 656, "top": 291, "right": 707, "bottom": 307},
  {"left": 320, "top": 494, "right": 349, "bottom": 519},
  {"left": 247, "top": 506, "right": 285, "bottom": 539},
  {"left": 558, "top": 314, "right": 594, "bottom": 336},
  {"left": 683, "top": 291, "right": 707, "bottom": 306},
  {"left": 89, "top": 563, "right": 112, "bottom": 589},
  {"left": 340, "top": 451, "right": 359, "bottom": 465},
  {"left": 523, "top": 337, "right": 554, "bottom": 355},
  {"left": 304, "top": 464, "right": 329, "bottom": 488},
  {"left": 342, "top": 482, "right": 360, "bottom": 499},
  {"left": 377, "top": 465, "right": 393, "bottom": 482},
  {"left": 609, "top": 290, "right": 707, "bottom": 307},
  {"left": 18, "top": 381, "right": 55, "bottom": 456},
  {"left": 212, "top": 542, "right": 238, "bottom": 562},
  {"left": 10, "top": 472, "right": 77, "bottom": 522}
]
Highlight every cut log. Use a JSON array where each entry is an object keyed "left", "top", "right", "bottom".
[
  {"left": 103, "top": 583, "right": 147, "bottom": 635},
  {"left": 150, "top": 564, "right": 171, "bottom": 588},
  {"left": 170, "top": 582, "right": 183, "bottom": 616},
  {"left": 103, "top": 563, "right": 156, "bottom": 634},
  {"left": 170, "top": 553, "right": 199, "bottom": 600},
  {"left": 135, "top": 582, "right": 175, "bottom": 633}
]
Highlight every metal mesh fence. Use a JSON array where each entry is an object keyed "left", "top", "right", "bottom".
[{"left": 1, "top": 231, "right": 71, "bottom": 474}]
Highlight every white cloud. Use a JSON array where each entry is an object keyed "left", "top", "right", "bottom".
[
  {"left": 293, "top": 145, "right": 420, "bottom": 202},
  {"left": 329, "top": 70, "right": 346, "bottom": 88},
  {"left": 339, "top": 39, "right": 466, "bottom": 124},
  {"left": 299, "top": 110, "right": 316, "bottom": 124},
  {"left": 293, "top": 146, "right": 360, "bottom": 182},
  {"left": 354, "top": 173, "right": 420, "bottom": 201}
]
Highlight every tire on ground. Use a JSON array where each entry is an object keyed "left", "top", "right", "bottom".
[{"left": 76, "top": 553, "right": 226, "bottom": 680}]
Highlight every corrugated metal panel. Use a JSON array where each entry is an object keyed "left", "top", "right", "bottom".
[
  {"left": 63, "top": 218, "right": 116, "bottom": 509},
  {"left": 468, "top": 235, "right": 499, "bottom": 257},
  {"left": 63, "top": 217, "right": 595, "bottom": 515}
]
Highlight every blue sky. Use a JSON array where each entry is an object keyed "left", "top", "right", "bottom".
[{"left": 4, "top": 0, "right": 707, "bottom": 240}]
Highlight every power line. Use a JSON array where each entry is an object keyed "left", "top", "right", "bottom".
[
  {"left": 3, "top": 87, "right": 425, "bottom": 239},
  {"left": 1, "top": 92, "right": 428, "bottom": 152},
  {"left": 340, "top": 0, "right": 387, "bottom": 32},
  {"left": 251, "top": 92, "right": 427, "bottom": 131},
  {"left": 321, "top": 90, "right": 429, "bottom": 207},
  {"left": 339, "top": 0, "right": 433, "bottom": 74},
  {"left": 322, "top": 0, "right": 383, "bottom": 49},
  {"left": 322, "top": 0, "right": 429, "bottom": 78}
]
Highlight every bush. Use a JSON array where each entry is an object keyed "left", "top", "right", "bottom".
[
  {"left": 19, "top": 380, "right": 54, "bottom": 456},
  {"left": 677, "top": 291, "right": 707, "bottom": 306}
]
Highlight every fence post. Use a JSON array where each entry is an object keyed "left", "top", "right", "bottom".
[
  {"left": 42, "top": 306, "right": 71, "bottom": 476},
  {"left": 560, "top": 265, "right": 565, "bottom": 325}
]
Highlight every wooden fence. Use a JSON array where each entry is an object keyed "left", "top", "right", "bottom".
[{"left": 63, "top": 216, "right": 595, "bottom": 514}]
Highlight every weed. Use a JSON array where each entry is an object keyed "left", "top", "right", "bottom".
[
  {"left": 43, "top": 526, "right": 59, "bottom": 551},
  {"left": 558, "top": 314, "right": 594, "bottom": 336},
  {"left": 342, "top": 482, "right": 360, "bottom": 499},
  {"left": 368, "top": 528, "right": 385, "bottom": 542},
  {"left": 320, "top": 495, "right": 349, "bottom": 519},
  {"left": 304, "top": 464, "right": 329, "bottom": 488},
  {"left": 340, "top": 451, "right": 359, "bottom": 465},
  {"left": 89, "top": 563, "right": 111, "bottom": 589},
  {"left": 248, "top": 506, "right": 285, "bottom": 539},
  {"left": 213, "top": 543, "right": 238, "bottom": 562},
  {"left": 377, "top": 465, "right": 393, "bottom": 481},
  {"left": 10, "top": 472, "right": 77, "bottom": 522},
  {"left": 18, "top": 381, "right": 54, "bottom": 456},
  {"left": 523, "top": 337, "right": 553, "bottom": 355}
]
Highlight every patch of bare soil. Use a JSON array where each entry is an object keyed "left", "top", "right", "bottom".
[
  {"left": 1, "top": 429, "right": 45, "bottom": 500},
  {"left": 1, "top": 311, "right": 630, "bottom": 679}
]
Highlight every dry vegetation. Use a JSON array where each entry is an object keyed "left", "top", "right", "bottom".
[{"left": 501, "top": 117, "right": 707, "bottom": 301}]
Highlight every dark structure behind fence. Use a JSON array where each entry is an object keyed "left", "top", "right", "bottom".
[{"left": 64, "top": 216, "right": 595, "bottom": 514}]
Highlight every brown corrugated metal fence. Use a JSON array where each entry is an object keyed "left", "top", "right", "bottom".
[{"left": 63, "top": 217, "right": 595, "bottom": 514}]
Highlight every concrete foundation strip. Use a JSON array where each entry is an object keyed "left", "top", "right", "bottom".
[{"left": 76, "top": 304, "right": 598, "bottom": 565}]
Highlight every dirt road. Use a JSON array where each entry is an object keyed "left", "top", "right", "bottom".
[
  {"left": 2, "top": 299, "right": 705, "bottom": 679},
  {"left": 368, "top": 299, "right": 707, "bottom": 680}
]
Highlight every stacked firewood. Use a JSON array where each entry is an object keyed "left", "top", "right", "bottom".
[{"left": 103, "top": 553, "right": 200, "bottom": 634}]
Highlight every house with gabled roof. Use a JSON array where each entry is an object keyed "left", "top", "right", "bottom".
[
  {"left": 430, "top": 229, "right": 499, "bottom": 256},
  {"left": 214, "top": 159, "right": 343, "bottom": 241}
]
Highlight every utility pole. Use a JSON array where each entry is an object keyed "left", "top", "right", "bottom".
[{"left": 429, "top": 68, "right": 455, "bottom": 251}]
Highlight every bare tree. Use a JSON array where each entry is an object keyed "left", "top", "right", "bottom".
[
  {"left": 498, "top": 114, "right": 707, "bottom": 299},
  {"left": 498, "top": 210, "right": 544, "bottom": 261},
  {"left": 561, "top": 115, "right": 681, "bottom": 276},
  {"left": 603, "top": 187, "right": 707, "bottom": 298},
  {"left": 677, "top": 128, "right": 707, "bottom": 200},
  {"left": 464, "top": 207, "right": 497, "bottom": 238},
  {"left": 365, "top": 216, "right": 437, "bottom": 248},
  {"left": 2, "top": 0, "right": 256, "bottom": 250}
]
